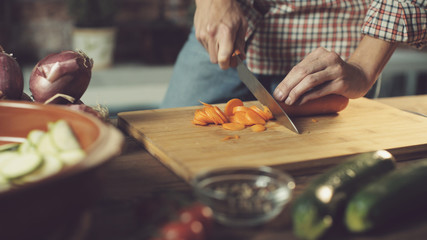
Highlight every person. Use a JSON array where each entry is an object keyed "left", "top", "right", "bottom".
[{"left": 160, "top": 0, "right": 426, "bottom": 109}]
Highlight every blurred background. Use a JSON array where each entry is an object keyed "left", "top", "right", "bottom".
[{"left": 1, "top": 0, "right": 426, "bottom": 116}]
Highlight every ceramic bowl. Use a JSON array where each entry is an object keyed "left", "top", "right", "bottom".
[{"left": 0, "top": 100, "right": 124, "bottom": 240}]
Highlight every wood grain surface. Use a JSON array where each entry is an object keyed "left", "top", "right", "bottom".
[{"left": 117, "top": 97, "right": 427, "bottom": 182}]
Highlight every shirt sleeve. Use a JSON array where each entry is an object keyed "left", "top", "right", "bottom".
[{"left": 362, "top": 0, "right": 427, "bottom": 49}]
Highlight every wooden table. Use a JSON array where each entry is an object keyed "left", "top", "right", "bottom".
[{"left": 61, "top": 95, "right": 427, "bottom": 240}]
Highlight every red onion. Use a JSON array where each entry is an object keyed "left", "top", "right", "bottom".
[
  {"left": 30, "top": 50, "right": 93, "bottom": 104},
  {"left": 0, "top": 45, "right": 24, "bottom": 100}
]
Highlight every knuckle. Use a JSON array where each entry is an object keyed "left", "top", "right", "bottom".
[
  {"left": 195, "top": 31, "right": 206, "bottom": 42},
  {"left": 304, "top": 75, "right": 318, "bottom": 85},
  {"left": 280, "top": 80, "right": 292, "bottom": 90},
  {"left": 292, "top": 65, "right": 309, "bottom": 76},
  {"left": 325, "top": 51, "right": 342, "bottom": 63},
  {"left": 314, "top": 47, "right": 327, "bottom": 54}
]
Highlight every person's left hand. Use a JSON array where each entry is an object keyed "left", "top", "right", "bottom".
[{"left": 273, "top": 47, "right": 372, "bottom": 105}]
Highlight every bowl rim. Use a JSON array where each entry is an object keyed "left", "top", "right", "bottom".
[
  {"left": 191, "top": 165, "right": 295, "bottom": 201},
  {"left": 0, "top": 100, "right": 124, "bottom": 198}
]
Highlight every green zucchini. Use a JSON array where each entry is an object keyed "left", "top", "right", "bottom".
[
  {"left": 292, "top": 150, "right": 396, "bottom": 240},
  {"left": 345, "top": 159, "right": 427, "bottom": 233}
]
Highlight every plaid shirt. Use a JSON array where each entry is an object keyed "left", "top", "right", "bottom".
[
  {"left": 362, "top": 0, "right": 427, "bottom": 49},
  {"left": 238, "top": 0, "right": 427, "bottom": 75}
]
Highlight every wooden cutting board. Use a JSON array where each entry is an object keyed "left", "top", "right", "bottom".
[{"left": 117, "top": 98, "right": 427, "bottom": 182}]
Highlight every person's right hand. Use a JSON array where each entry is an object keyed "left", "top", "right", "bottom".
[{"left": 194, "top": 0, "right": 248, "bottom": 69}]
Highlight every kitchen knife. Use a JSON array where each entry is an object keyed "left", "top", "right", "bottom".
[{"left": 233, "top": 51, "right": 299, "bottom": 134}]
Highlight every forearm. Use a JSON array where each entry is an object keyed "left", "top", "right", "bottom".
[{"left": 347, "top": 35, "right": 398, "bottom": 89}]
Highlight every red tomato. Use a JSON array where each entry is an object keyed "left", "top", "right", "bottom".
[
  {"left": 179, "top": 202, "right": 214, "bottom": 235},
  {"left": 161, "top": 220, "right": 205, "bottom": 240}
]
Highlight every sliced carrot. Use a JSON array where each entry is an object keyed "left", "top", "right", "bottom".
[
  {"left": 192, "top": 98, "right": 275, "bottom": 130},
  {"left": 246, "top": 109, "right": 266, "bottom": 125},
  {"left": 230, "top": 111, "right": 250, "bottom": 125},
  {"left": 263, "top": 106, "right": 274, "bottom": 120},
  {"left": 194, "top": 109, "right": 213, "bottom": 123},
  {"left": 251, "top": 124, "right": 266, "bottom": 132},
  {"left": 250, "top": 105, "right": 269, "bottom": 121},
  {"left": 199, "top": 100, "right": 212, "bottom": 107},
  {"left": 232, "top": 106, "right": 252, "bottom": 115},
  {"left": 205, "top": 106, "right": 224, "bottom": 124},
  {"left": 213, "top": 106, "right": 229, "bottom": 123},
  {"left": 222, "top": 122, "right": 246, "bottom": 131},
  {"left": 224, "top": 98, "right": 244, "bottom": 116},
  {"left": 192, "top": 119, "right": 208, "bottom": 126}
]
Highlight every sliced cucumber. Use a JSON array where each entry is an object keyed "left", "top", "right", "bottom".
[
  {"left": 0, "top": 152, "right": 18, "bottom": 168},
  {"left": 50, "top": 120, "right": 81, "bottom": 151},
  {"left": 345, "top": 159, "right": 427, "bottom": 233},
  {"left": 59, "top": 149, "right": 86, "bottom": 166},
  {"left": 37, "top": 133, "right": 59, "bottom": 155},
  {"left": 0, "top": 119, "right": 85, "bottom": 188},
  {"left": 0, "top": 153, "right": 43, "bottom": 179},
  {"left": 16, "top": 154, "right": 63, "bottom": 184},
  {"left": 292, "top": 150, "right": 396, "bottom": 240},
  {"left": 27, "top": 129, "right": 45, "bottom": 145},
  {"left": 0, "top": 143, "right": 20, "bottom": 152}
]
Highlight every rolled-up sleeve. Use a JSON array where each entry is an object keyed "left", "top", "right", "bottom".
[{"left": 362, "top": 0, "right": 427, "bottom": 48}]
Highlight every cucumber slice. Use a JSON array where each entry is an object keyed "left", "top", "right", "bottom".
[
  {"left": 0, "top": 152, "right": 18, "bottom": 168},
  {"left": 19, "top": 139, "right": 38, "bottom": 154},
  {"left": 27, "top": 129, "right": 45, "bottom": 145},
  {"left": 37, "top": 133, "right": 59, "bottom": 155},
  {"left": 50, "top": 120, "right": 81, "bottom": 151},
  {"left": 0, "top": 143, "right": 20, "bottom": 152},
  {"left": 59, "top": 149, "right": 86, "bottom": 166},
  {"left": 0, "top": 153, "right": 43, "bottom": 179},
  {"left": 16, "top": 154, "right": 63, "bottom": 183}
]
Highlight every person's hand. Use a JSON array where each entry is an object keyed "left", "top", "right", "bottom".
[
  {"left": 194, "top": 0, "right": 248, "bottom": 69},
  {"left": 273, "top": 47, "right": 372, "bottom": 105}
]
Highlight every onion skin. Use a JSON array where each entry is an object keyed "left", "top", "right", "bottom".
[
  {"left": 0, "top": 46, "right": 24, "bottom": 100},
  {"left": 66, "top": 103, "right": 109, "bottom": 122},
  {"left": 30, "top": 50, "right": 93, "bottom": 104}
]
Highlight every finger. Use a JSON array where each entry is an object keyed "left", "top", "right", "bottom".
[
  {"left": 273, "top": 59, "right": 328, "bottom": 104},
  {"left": 207, "top": 37, "right": 218, "bottom": 64},
  {"left": 285, "top": 69, "right": 333, "bottom": 105},
  {"left": 217, "top": 26, "right": 235, "bottom": 69},
  {"left": 297, "top": 81, "right": 341, "bottom": 105},
  {"left": 273, "top": 48, "right": 332, "bottom": 100}
]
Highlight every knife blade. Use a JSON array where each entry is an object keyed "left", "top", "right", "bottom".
[{"left": 234, "top": 52, "right": 299, "bottom": 134}]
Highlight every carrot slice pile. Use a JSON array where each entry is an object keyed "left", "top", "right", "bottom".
[
  {"left": 224, "top": 98, "right": 243, "bottom": 116},
  {"left": 192, "top": 98, "right": 274, "bottom": 132}
]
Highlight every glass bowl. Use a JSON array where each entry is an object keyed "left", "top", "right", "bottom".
[{"left": 191, "top": 166, "right": 295, "bottom": 227}]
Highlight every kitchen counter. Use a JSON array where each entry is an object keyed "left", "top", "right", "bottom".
[{"left": 50, "top": 95, "right": 427, "bottom": 240}]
